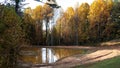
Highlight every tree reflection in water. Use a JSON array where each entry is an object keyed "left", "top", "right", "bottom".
[{"left": 20, "top": 47, "right": 84, "bottom": 64}]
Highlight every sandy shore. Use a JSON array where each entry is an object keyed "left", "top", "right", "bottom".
[{"left": 53, "top": 49, "right": 120, "bottom": 68}]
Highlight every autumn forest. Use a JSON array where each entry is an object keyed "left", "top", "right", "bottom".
[
  {"left": 15, "top": 0, "right": 120, "bottom": 45},
  {"left": 0, "top": 0, "right": 120, "bottom": 67}
]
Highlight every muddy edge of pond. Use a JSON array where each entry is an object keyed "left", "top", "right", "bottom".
[
  {"left": 20, "top": 45, "right": 120, "bottom": 68},
  {"left": 21, "top": 45, "right": 120, "bottom": 50}
]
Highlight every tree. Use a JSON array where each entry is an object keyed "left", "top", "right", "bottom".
[
  {"left": 0, "top": 5, "right": 24, "bottom": 67},
  {"left": 55, "top": 14, "right": 64, "bottom": 45},
  {"left": 88, "top": 0, "right": 112, "bottom": 42},
  {"left": 32, "top": 5, "right": 44, "bottom": 45},
  {"left": 42, "top": 4, "right": 53, "bottom": 45},
  {"left": 106, "top": 0, "right": 114, "bottom": 11},
  {"left": 15, "top": 0, "right": 20, "bottom": 13},
  {"left": 51, "top": 27, "right": 58, "bottom": 45},
  {"left": 0, "top": 5, "right": 6, "bottom": 34},
  {"left": 75, "top": 3, "right": 90, "bottom": 44},
  {"left": 62, "top": 7, "right": 75, "bottom": 44},
  {"left": 103, "top": 1, "right": 120, "bottom": 39},
  {"left": 23, "top": 7, "right": 36, "bottom": 44},
  {"left": 111, "top": 2, "right": 120, "bottom": 38},
  {"left": 23, "top": 6, "right": 44, "bottom": 45},
  {"left": 56, "top": 7, "right": 75, "bottom": 45}
]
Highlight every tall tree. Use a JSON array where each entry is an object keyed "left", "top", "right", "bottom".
[
  {"left": 32, "top": 5, "right": 44, "bottom": 45},
  {"left": 88, "top": 0, "right": 111, "bottom": 42},
  {"left": 56, "top": 7, "right": 75, "bottom": 44},
  {"left": 42, "top": 4, "right": 53, "bottom": 45},
  {"left": 23, "top": 7, "right": 36, "bottom": 44},
  {"left": 15, "top": 0, "right": 20, "bottom": 13},
  {"left": 65, "top": 7, "right": 75, "bottom": 44},
  {"left": 75, "top": 3, "right": 90, "bottom": 44},
  {"left": 104, "top": 1, "right": 120, "bottom": 39},
  {"left": 0, "top": 5, "right": 24, "bottom": 67}
]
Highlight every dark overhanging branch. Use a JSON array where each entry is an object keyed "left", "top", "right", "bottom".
[{"left": 34, "top": 0, "right": 61, "bottom": 9}]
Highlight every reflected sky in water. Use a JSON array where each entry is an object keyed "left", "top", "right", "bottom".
[{"left": 42, "top": 48, "right": 57, "bottom": 63}]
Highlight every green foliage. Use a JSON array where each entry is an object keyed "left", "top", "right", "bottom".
[
  {"left": 0, "top": 23, "right": 6, "bottom": 33},
  {"left": 111, "top": 2, "right": 120, "bottom": 38},
  {"left": 103, "top": 2, "right": 120, "bottom": 40},
  {"left": 0, "top": 5, "right": 24, "bottom": 68}
]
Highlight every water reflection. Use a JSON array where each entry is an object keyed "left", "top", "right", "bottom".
[
  {"left": 41, "top": 48, "right": 57, "bottom": 63},
  {"left": 20, "top": 47, "right": 85, "bottom": 64}
]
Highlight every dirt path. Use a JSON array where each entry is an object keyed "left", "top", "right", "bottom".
[{"left": 52, "top": 49, "right": 120, "bottom": 68}]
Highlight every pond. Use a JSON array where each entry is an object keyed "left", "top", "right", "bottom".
[{"left": 19, "top": 47, "right": 86, "bottom": 65}]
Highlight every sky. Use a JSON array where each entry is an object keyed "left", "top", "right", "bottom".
[
  {"left": 24, "top": 0, "right": 94, "bottom": 11},
  {"left": 56, "top": 0, "right": 94, "bottom": 10},
  {"left": 0, "top": 0, "right": 94, "bottom": 11}
]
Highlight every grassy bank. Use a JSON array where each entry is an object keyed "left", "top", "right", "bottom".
[{"left": 75, "top": 56, "right": 120, "bottom": 68}]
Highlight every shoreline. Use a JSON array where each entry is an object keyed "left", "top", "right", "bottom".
[{"left": 28, "top": 45, "right": 120, "bottom": 68}]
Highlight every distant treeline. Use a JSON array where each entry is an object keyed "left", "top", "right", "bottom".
[
  {"left": 54, "top": 0, "right": 120, "bottom": 45},
  {"left": 21, "top": 0, "right": 120, "bottom": 45}
]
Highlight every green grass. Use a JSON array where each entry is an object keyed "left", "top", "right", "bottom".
[{"left": 75, "top": 56, "right": 120, "bottom": 68}]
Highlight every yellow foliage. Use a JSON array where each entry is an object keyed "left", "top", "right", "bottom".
[
  {"left": 43, "top": 4, "right": 53, "bottom": 18},
  {"left": 32, "top": 5, "right": 43, "bottom": 20},
  {"left": 66, "top": 7, "right": 74, "bottom": 18},
  {"left": 88, "top": 0, "right": 113, "bottom": 27}
]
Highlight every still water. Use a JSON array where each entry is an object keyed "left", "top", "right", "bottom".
[{"left": 20, "top": 47, "right": 86, "bottom": 64}]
